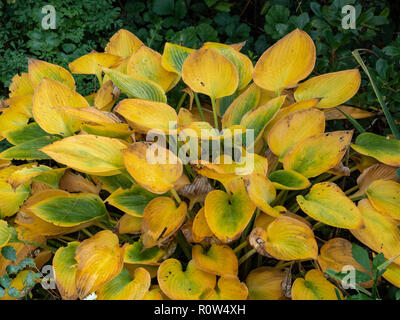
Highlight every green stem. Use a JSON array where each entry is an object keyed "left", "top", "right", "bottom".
[
  {"left": 171, "top": 188, "right": 182, "bottom": 204},
  {"left": 239, "top": 248, "right": 256, "bottom": 265},
  {"left": 233, "top": 240, "right": 248, "bottom": 254},
  {"left": 352, "top": 50, "right": 400, "bottom": 139},
  {"left": 210, "top": 97, "right": 219, "bottom": 131},
  {"left": 194, "top": 92, "right": 206, "bottom": 122},
  {"left": 176, "top": 92, "right": 187, "bottom": 112}
]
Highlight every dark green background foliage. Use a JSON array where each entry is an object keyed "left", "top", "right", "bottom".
[{"left": 0, "top": 0, "right": 399, "bottom": 142}]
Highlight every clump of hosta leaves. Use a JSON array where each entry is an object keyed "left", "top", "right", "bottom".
[{"left": 0, "top": 28, "right": 399, "bottom": 300}]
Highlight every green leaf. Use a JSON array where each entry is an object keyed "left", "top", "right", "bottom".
[
  {"left": 7, "top": 287, "right": 21, "bottom": 298},
  {"left": 352, "top": 243, "right": 371, "bottom": 273},
  {"left": 0, "top": 136, "right": 60, "bottom": 160},
  {"left": 23, "top": 271, "right": 36, "bottom": 287},
  {"left": 0, "top": 274, "right": 11, "bottom": 289},
  {"left": 19, "top": 258, "right": 36, "bottom": 269},
  {"left": 0, "top": 287, "right": 5, "bottom": 298},
  {"left": 153, "top": 0, "right": 174, "bottom": 16},
  {"left": 1, "top": 246, "right": 17, "bottom": 261},
  {"left": 396, "top": 168, "right": 400, "bottom": 179},
  {"left": 6, "top": 264, "right": 21, "bottom": 275}
]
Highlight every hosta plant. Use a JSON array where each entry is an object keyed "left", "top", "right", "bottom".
[{"left": 0, "top": 28, "right": 399, "bottom": 300}]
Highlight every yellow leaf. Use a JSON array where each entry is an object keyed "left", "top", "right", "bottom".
[
  {"left": 157, "top": 259, "right": 216, "bottom": 300},
  {"left": 9, "top": 72, "right": 34, "bottom": 98},
  {"left": 243, "top": 174, "right": 278, "bottom": 217},
  {"left": 105, "top": 29, "right": 144, "bottom": 59},
  {"left": 41, "top": 135, "right": 127, "bottom": 176},
  {"left": 75, "top": 230, "right": 125, "bottom": 299},
  {"left": 96, "top": 268, "right": 151, "bottom": 300},
  {"left": 324, "top": 106, "right": 375, "bottom": 120},
  {"left": 268, "top": 109, "right": 325, "bottom": 159},
  {"left": 366, "top": 179, "right": 400, "bottom": 220},
  {"left": 292, "top": 269, "right": 342, "bottom": 300},
  {"left": 294, "top": 69, "right": 361, "bottom": 108},
  {"left": 283, "top": 130, "right": 353, "bottom": 178},
  {"left": 141, "top": 197, "right": 186, "bottom": 248},
  {"left": 127, "top": 46, "right": 178, "bottom": 92},
  {"left": 182, "top": 48, "right": 239, "bottom": 99},
  {"left": 253, "top": 29, "right": 315, "bottom": 93},
  {"left": 32, "top": 79, "right": 90, "bottom": 136},
  {"left": 202, "top": 276, "right": 248, "bottom": 300},
  {"left": 297, "top": 182, "right": 363, "bottom": 229},
  {"left": 246, "top": 266, "right": 287, "bottom": 300},
  {"left": 192, "top": 207, "right": 215, "bottom": 243},
  {"left": 122, "top": 142, "right": 183, "bottom": 194},
  {"left": 69, "top": 52, "right": 121, "bottom": 75},
  {"left": 351, "top": 199, "right": 400, "bottom": 264},
  {"left": 383, "top": 262, "right": 400, "bottom": 289},
  {"left": 116, "top": 214, "right": 142, "bottom": 235},
  {"left": 28, "top": 59, "right": 75, "bottom": 90},
  {"left": 115, "top": 99, "right": 177, "bottom": 134},
  {"left": 250, "top": 216, "right": 318, "bottom": 260},
  {"left": 192, "top": 244, "right": 238, "bottom": 276},
  {"left": 53, "top": 242, "right": 80, "bottom": 300},
  {"left": 94, "top": 80, "right": 120, "bottom": 112},
  {"left": 203, "top": 42, "right": 253, "bottom": 90}
]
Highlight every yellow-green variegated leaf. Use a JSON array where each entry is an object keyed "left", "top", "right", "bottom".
[
  {"left": 124, "top": 239, "right": 165, "bottom": 265},
  {"left": 115, "top": 99, "right": 177, "bottom": 134},
  {"left": 182, "top": 48, "right": 239, "bottom": 99},
  {"left": 32, "top": 79, "right": 90, "bottom": 136},
  {"left": 222, "top": 83, "right": 261, "bottom": 128},
  {"left": 161, "top": 42, "right": 194, "bottom": 74},
  {"left": 41, "top": 135, "right": 127, "bottom": 176},
  {"left": 141, "top": 197, "right": 186, "bottom": 248},
  {"left": 351, "top": 132, "right": 400, "bottom": 167},
  {"left": 240, "top": 95, "right": 286, "bottom": 142},
  {"left": 324, "top": 106, "right": 375, "bottom": 120},
  {"left": 2, "top": 122, "right": 48, "bottom": 146},
  {"left": 268, "top": 109, "right": 325, "bottom": 159},
  {"left": 366, "top": 179, "right": 400, "bottom": 220},
  {"left": 192, "top": 244, "right": 238, "bottom": 277},
  {"left": 0, "top": 136, "right": 60, "bottom": 161},
  {"left": 122, "top": 142, "right": 183, "bottom": 194},
  {"left": 7, "top": 165, "right": 66, "bottom": 189},
  {"left": 268, "top": 170, "right": 310, "bottom": 190},
  {"left": 0, "top": 220, "right": 12, "bottom": 248},
  {"left": 157, "top": 259, "right": 216, "bottom": 300},
  {"left": 246, "top": 266, "right": 287, "bottom": 300},
  {"left": 105, "top": 29, "right": 144, "bottom": 59},
  {"left": 351, "top": 199, "right": 400, "bottom": 264},
  {"left": 294, "top": 69, "right": 361, "bottom": 109},
  {"left": 203, "top": 42, "right": 253, "bottom": 90},
  {"left": 53, "top": 241, "right": 80, "bottom": 300},
  {"left": 75, "top": 231, "right": 125, "bottom": 299},
  {"left": 283, "top": 131, "right": 353, "bottom": 178},
  {"left": 204, "top": 182, "right": 256, "bottom": 243},
  {"left": 292, "top": 269, "right": 342, "bottom": 300},
  {"left": 253, "top": 29, "right": 315, "bottom": 93},
  {"left": 96, "top": 268, "right": 150, "bottom": 300},
  {"left": 28, "top": 58, "right": 75, "bottom": 90},
  {"left": 297, "top": 182, "right": 363, "bottom": 229},
  {"left": 106, "top": 185, "right": 160, "bottom": 217},
  {"left": 103, "top": 68, "right": 167, "bottom": 102},
  {"left": 81, "top": 123, "right": 132, "bottom": 140},
  {"left": 383, "top": 262, "right": 400, "bottom": 288},
  {"left": 27, "top": 190, "right": 107, "bottom": 227},
  {"left": 127, "top": 46, "right": 178, "bottom": 92}
]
